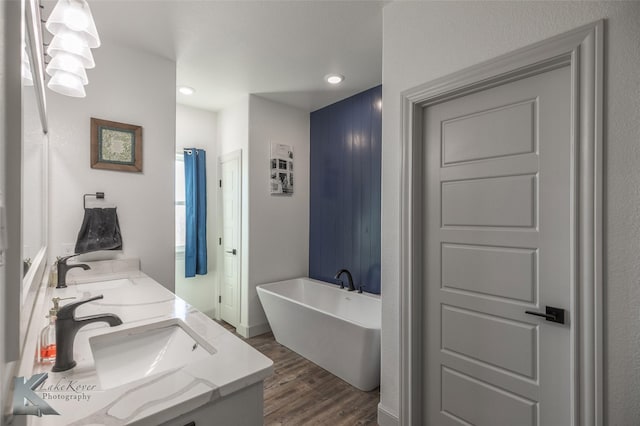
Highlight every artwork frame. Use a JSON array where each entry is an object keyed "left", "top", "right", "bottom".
[
  {"left": 90, "top": 117, "right": 143, "bottom": 172},
  {"left": 270, "top": 143, "right": 293, "bottom": 195}
]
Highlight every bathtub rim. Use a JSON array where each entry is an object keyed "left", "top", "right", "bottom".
[{"left": 257, "top": 277, "right": 381, "bottom": 331}]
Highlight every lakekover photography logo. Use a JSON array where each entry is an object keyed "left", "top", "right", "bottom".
[
  {"left": 13, "top": 373, "right": 59, "bottom": 416},
  {"left": 14, "top": 372, "right": 98, "bottom": 416}
]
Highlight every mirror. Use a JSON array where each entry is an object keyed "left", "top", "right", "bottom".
[
  {"left": 21, "top": 0, "right": 49, "bottom": 345},
  {"left": 22, "top": 46, "right": 47, "bottom": 276}
]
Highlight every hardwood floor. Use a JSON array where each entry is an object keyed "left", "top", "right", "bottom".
[{"left": 219, "top": 322, "right": 380, "bottom": 425}]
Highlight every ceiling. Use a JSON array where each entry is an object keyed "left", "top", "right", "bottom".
[{"left": 79, "top": 0, "right": 385, "bottom": 113}]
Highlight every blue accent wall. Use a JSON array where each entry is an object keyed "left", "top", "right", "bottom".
[{"left": 309, "top": 85, "right": 382, "bottom": 294}]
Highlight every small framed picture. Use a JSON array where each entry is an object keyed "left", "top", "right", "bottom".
[
  {"left": 91, "top": 117, "right": 142, "bottom": 172},
  {"left": 270, "top": 143, "right": 294, "bottom": 195}
]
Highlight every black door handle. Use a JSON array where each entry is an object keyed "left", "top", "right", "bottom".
[
  {"left": 225, "top": 249, "right": 237, "bottom": 255},
  {"left": 525, "top": 306, "right": 565, "bottom": 324}
]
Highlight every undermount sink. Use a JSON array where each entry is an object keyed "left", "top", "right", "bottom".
[
  {"left": 89, "top": 319, "right": 216, "bottom": 389},
  {"left": 73, "top": 278, "right": 173, "bottom": 305},
  {"left": 74, "top": 278, "right": 132, "bottom": 292}
]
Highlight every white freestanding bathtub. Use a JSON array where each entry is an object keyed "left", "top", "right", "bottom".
[{"left": 256, "top": 277, "right": 380, "bottom": 391}]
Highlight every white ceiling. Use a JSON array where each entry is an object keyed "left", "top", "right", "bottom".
[{"left": 80, "top": 0, "right": 385, "bottom": 112}]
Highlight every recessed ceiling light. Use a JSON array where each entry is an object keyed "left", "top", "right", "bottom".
[
  {"left": 325, "top": 74, "right": 344, "bottom": 85},
  {"left": 178, "top": 86, "right": 195, "bottom": 95}
]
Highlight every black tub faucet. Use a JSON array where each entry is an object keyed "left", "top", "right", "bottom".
[
  {"left": 52, "top": 295, "right": 123, "bottom": 372},
  {"left": 57, "top": 253, "right": 91, "bottom": 288},
  {"left": 334, "top": 269, "right": 356, "bottom": 292}
]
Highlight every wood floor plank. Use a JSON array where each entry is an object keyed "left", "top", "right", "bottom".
[{"left": 218, "top": 321, "right": 379, "bottom": 425}]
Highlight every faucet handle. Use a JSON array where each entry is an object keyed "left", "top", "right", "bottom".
[
  {"left": 50, "top": 296, "right": 76, "bottom": 313},
  {"left": 56, "top": 294, "right": 104, "bottom": 320}
]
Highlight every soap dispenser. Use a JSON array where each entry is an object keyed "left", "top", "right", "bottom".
[
  {"left": 48, "top": 257, "right": 61, "bottom": 287},
  {"left": 39, "top": 297, "right": 74, "bottom": 363}
]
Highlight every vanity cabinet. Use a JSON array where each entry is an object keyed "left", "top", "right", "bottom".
[
  {"left": 160, "top": 383, "right": 264, "bottom": 426},
  {"left": 23, "top": 267, "right": 273, "bottom": 426}
]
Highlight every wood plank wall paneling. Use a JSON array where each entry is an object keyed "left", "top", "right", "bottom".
[{"left": 309, "top": 85, "right": 382, "bottom": 294}]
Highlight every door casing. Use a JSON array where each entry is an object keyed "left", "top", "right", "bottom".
[{"left": 398, "top": 21, "right": 604, "bottom": 425}]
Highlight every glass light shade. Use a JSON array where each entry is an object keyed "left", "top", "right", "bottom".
[
  {"left": 47, "top": 31, "right": 95, "bottom": 68},
  {"left": 22, "top": 47, "right": 34, "bottom": 86},
  {"left": 22, "top": 66, "right": 34, "bottom": 86},
  {"left": 46, "top": 53, "right": 88, "bottom": 84},
  {"left": 47, "top": 70, "right": 86, "bottom": 98},
  {"left": 45, "top": 0, "right": 101, "bottom": 48}
]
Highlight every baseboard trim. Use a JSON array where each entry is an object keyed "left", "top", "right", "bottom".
[
  {"left": 236, "top": 322, "right": 271, "bottom": 338},
  {"left": 377, "top": 403, "right": 399, "bottom": 426}
]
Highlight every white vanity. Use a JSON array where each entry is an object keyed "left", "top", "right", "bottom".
[{"left": 21, "top": 259, "right": 272, "bottom": 425}]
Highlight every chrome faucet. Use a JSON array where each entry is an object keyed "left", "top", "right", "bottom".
[
  {"left": 57, "top": 253, "right": 91, "bottom": 288},
  {"left": 52, "top": 295, "right": 123, "bottom": 372},
  {"left": 334, "top": 269, "right": 356, "bottom": 292}
]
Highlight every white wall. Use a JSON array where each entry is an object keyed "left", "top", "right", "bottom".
[
  {"left": 175, "top": 104, "right": 218, "bottom": 318},
  {"left": 381, "top": 2, "right": 640, "bottom": 423},
  {"left": 246, "top": 95, "right": 309, "bottom": 333},
  {"left": 48, "top": 42, "right": 176, "bottom": 289},
  {"left": 217, "top": 96, "right": 250, "bottom": 329},
  {"left": 215, "top": 96, "right": 310, "bottom": 337}
]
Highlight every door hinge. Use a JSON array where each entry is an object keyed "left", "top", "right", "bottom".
[
  {"left": 218, "top": 295, "right": 221, "bottom": 303},
  {"left": 219, "top": 237, "right": 222, "bottom": 245},
  {"left": 219, "top": 179, "right": 222, "bottom": 188}
]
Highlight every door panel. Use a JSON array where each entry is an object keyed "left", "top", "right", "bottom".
[
  {"left": 220, "top": 154, "right": 241, "bottom": 327},
  {"left": 442, "top": 367, "right": 537, "bottom": 426},
  {"left": 442, "top": 99, "right": 536, "bottom": 165},
  {"left": 424, "top": 65, "right": 572, "bottom": 425},
  {"left": 441, "top": 174, "right": 537, "bottom": 228},
  {"left": 442, "top": 243, "right": 537, "bottom": 302},
  {"left": 442, "top": 306, "right": 537, "bottom": 378}
]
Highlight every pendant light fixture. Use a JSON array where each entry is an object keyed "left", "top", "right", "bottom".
[{"left": 45, "top": 0, "right": 100, "bottom": 98}]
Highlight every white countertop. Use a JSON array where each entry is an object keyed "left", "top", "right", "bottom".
[{"left": 26, "top": 263, "right": 273, "bottom": 425}]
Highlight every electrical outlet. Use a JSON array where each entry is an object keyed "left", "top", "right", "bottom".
[{"left": 62, "top": 243, "right": 75, "bottom": 255}]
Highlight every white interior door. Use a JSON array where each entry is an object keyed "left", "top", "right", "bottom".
[
  {"left": 219, "top": 152, "right": 241, "bottom": 327},
  {"left": 423, "top": 65, "right": 573, "bottom": 425}
]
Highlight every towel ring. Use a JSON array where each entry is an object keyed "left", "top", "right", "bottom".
[{"left": 83, "top": 192, "right": 105, "bottom": 209}]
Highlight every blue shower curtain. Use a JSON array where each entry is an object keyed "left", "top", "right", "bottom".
[{"left": 184, "top": 148, "right": 207, "bottom": 277}]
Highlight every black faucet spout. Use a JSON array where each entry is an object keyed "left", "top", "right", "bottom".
[
  {"left": 52, "top": 295, "right": 122, "bottom": 372},
  {"left": 75, "top": 313, "right": 123, "bottom": 328},
  {"left": 334, "top": 268, "right": 356, "bottom": 291},
  {"left": 57, "top": 253, "right": 91, "bottom": 288}
]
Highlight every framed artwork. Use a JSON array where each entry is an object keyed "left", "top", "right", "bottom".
[
  {"left": 270, "top": 143, "right": 293, "bottom": 195},
  {"left": 91, "top": 117, "right": 142, "bottom": 172}
]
